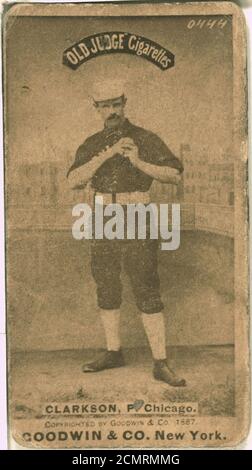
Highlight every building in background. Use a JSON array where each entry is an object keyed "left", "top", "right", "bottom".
[
  {"left": 181, "top": 144, "right": 209, "bottom": 203},
  {"left": 7, "top": 146, "right": 234, "bottom": 234},
  {"left": 208, "top": 163, "right": 234, "bottom": 206},
  {"left": 179, "top": 144, "right": 234, "bottom": 206},
  {"left": 8, "top": 162, "right": 85, "bottom": 208},
  {"left": 8, "top": 162, "right": 59, "bottom": 207}
]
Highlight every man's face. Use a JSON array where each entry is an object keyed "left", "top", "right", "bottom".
[{"left": 95, "top": 95, "right": 126, "bottom": 128}]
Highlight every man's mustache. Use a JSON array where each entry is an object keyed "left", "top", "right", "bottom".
[{"left": 107, "top": 113, "right": 119, "bottom": 120}]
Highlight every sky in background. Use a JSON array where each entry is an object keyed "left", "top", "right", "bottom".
[{"left": 5, "top": 15, "right": 233, "bottom": 170}]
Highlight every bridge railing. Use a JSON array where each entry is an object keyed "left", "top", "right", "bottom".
[{"left": 7, "top": 202, "right": 234, "bottom": 238}]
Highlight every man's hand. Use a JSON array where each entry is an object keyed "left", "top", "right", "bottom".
[
  {"left": 98, "top": 137, "right": 140, "bottom": 167},
  {"left": 96, "top": 138, "right": 136, "bottom": 162},
  {"left": 119, "top": 138, "right": 140, "bottom": 166},
  {"left": 110, "top": 137, "right": 136, "bottom": 159},
  {"left": 119, "top": 138, "right": 181, "bottom": 184}
]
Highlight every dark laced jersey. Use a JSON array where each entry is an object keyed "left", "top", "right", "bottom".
[{"left": 67, "top": 119, "right": 184, "bottom": 192}]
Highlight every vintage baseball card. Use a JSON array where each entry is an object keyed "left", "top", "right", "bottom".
[{"left": 3, "top": 1, "right": 249, "bottom": 449}]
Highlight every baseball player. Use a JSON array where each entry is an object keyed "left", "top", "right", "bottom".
[{"left": 67, "top": 80, "right": 186, "bottom": 386}]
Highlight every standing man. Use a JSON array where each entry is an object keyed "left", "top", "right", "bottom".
[{"left": 67, "top": 80, "right": 186, "bottom": 386}]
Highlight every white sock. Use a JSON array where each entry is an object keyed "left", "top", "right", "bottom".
[
  {"left": 141, "top": 312, "right": 167, "bottom": 360},
  {"left": 100, "top": 310, "right": 121, "bottom": 351}
]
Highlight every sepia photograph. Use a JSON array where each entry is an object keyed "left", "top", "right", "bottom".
[{"left": 3, "top": 1, "right": 249, "bottom": 448}]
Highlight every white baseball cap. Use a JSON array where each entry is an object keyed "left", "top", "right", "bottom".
[{"left": 91, "top": 79, "right": 125, "bottom": 102}]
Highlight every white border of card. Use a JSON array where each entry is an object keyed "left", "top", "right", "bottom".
[{"left": 1, "top": 1, "right": 251, "bottom": 449}]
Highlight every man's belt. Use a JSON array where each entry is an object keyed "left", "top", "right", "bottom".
[{"left": 95, "top": 191, "right": 150, "bottom": 205}]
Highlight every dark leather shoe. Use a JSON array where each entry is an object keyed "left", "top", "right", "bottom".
[
  {"left": 153, "top": 359, "right": 186, "bottom": 387},
  {"left": 82, "top": 350, "right": 125, "bottom": 373}
]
